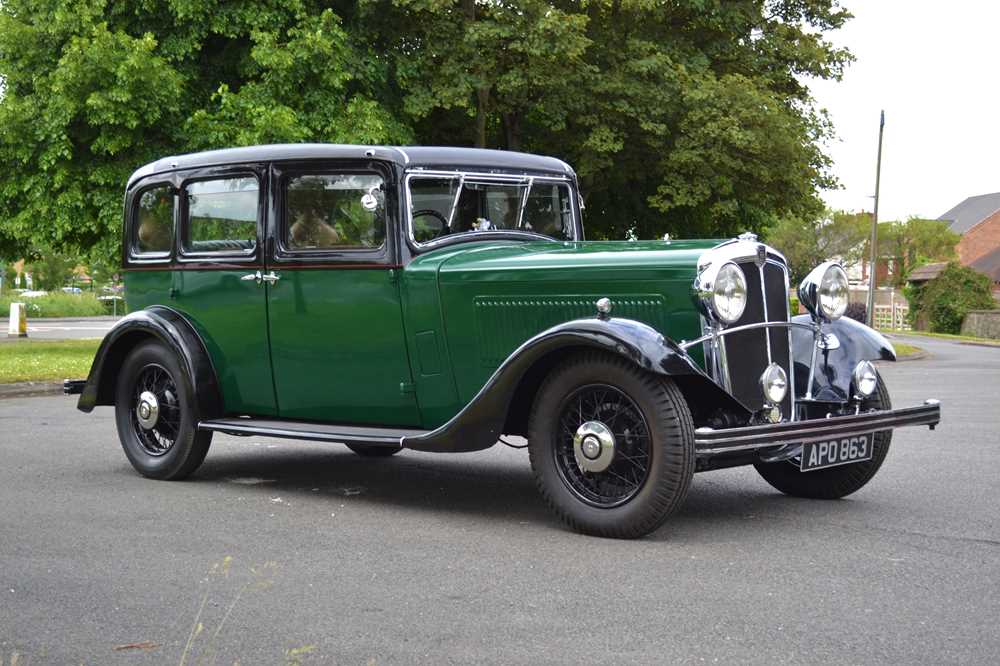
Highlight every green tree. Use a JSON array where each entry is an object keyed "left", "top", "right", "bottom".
[
  {"left": 1, "top": 0, "right": 854, "bottom": 259},
  {"left": 0, "top": 1, "right": 406, "bottom": 262},
  {"left": 764, "top": 210, "right": 869, "bottom": 283},
  {"left": 876, "top": 218, "right": 960, "bottom": 287},
  {"left": 905, "top": 262, "right": 995, "bottom": 333}
]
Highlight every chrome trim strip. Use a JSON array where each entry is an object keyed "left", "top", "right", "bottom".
[
  {"left": 694, "top": 400, "right": 941, "bottom": 454},
  {"left": 679, "top": 320, "right": 816, "bottom": 350},
  {"left": 758, "top": 263, "right": 772, "bottom": 363}
]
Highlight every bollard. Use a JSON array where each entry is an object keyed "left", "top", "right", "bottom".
[{"left": 7, "top": 302, "right": 27, "bottom": 338}]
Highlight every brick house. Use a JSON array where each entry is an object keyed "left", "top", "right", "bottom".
[
  {"left": 938, "top": 192, "right": 1000, "bottom": 266},
  {"left": 936, "top": 192, "right": 1000, "bottom": 298}
]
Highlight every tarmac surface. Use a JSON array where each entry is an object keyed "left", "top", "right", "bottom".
[
  {"left": 0, "top": 316, "right": 118, "bottom": 342},
  {"left": 1, "top": 334, "right": 997, "bottom": 664}
]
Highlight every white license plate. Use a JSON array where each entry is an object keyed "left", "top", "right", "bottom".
[{"left": 800, "top": 434, "right": 874, "bottom": 471}]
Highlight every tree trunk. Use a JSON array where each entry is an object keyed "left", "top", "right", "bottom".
[
  {"left": 502, "top": 112, "right": 522, "bottom": 151},
  {"left": 475, "top": 87, "right": 490, "bottom": 148}
]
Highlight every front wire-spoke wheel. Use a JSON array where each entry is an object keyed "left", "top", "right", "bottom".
[
  {"left": 553, "top": 384, "right": 652, "bottom": 508},
  {"left": 115, "top": 340, "right": 212, "bottom": 480},
  {"left": 529, "top": 352, "right": 695, "bottom": 539}
]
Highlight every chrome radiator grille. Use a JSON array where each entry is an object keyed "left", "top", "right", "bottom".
[{"left": 720, "top": 259, "right": 793, "bottom": 415}]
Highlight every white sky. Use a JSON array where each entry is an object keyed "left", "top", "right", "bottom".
[{"left": 809, "top": 1, "right": 1000, "bottom": 222}]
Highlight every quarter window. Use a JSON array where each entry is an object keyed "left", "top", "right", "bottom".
[
  {"left": 285, "top": 174, "right": 386, "bottom": 250},
  {"left": 134, "top": 185, "right": 174, "bottom": 256},
  {"left": 184, "top": 177, "right": 258, "bottom": 254}
]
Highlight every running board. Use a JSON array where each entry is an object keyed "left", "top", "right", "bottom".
[{"left": 198, "top": 418, "right": 429, "bottom": 448}]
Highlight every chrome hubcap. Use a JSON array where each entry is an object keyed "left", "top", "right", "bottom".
[
  {"left": 135, "top": 390, "right": 159, "bottom": 430},
  {"left": 573, "top": 421, "right": 616, "bottom": 473}
]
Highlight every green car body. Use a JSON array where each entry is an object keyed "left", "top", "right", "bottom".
[{"left": 71, "top": 144, "right": 941, "bottom": 538}]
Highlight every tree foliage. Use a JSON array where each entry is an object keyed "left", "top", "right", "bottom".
[
  {"left": 905, "top": 262, "right": 995, "bottom": 334},
  {"left": 876, "top": 218, "right": 960, "bottom": 287},
  {"left": 764, "top": 210, "right": 868, "bottom": 283},
  {"left": 1, "top": 0, "right": 853, "bottom": 261}
]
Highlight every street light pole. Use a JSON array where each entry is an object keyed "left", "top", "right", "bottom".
[{"left": 865, "top": 110, "right": 885, "bottom": 328}]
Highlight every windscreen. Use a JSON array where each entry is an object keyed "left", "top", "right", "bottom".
[{"left": 409, "top": 176, "right": 575, "bottom": 244}]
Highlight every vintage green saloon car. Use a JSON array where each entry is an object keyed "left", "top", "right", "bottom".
[{"left": 68, "top": 144, "right": 941, "bottom": 538}]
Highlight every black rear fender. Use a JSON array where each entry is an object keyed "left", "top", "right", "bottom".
[{"left": 76, "top": 306, "right": 223, "bottom": 419}]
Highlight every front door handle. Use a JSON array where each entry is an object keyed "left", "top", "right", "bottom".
[
  {"left": 261, "top": 271, "right": 280, "bottom": 284},
  {"left": 241, "top": 271, "right": 262, "bottom": 284}
]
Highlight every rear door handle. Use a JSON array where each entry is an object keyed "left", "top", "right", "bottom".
[
  {"left": 261, "top": 271, "right": 280, "bottom": 284},
  {"left": 241, "top": 271, "right": 262, "bottom": 284}
]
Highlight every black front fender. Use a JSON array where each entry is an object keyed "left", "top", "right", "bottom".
[
  {"left": 76, "top": 306, "right": 223, "bottom": 419},
  {"left": 404, "top": 316, "right": 747, "bottom": 453},
  {"left": 791, "top": 314, "right": 896, "bottom": 402}
]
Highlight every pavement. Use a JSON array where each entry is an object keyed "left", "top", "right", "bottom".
[
  {"left": 0, "top": 316, "right": 118, "bottom": 342},
  {"left": 1, "top": 337, "right": 998, "bottom": 664}
]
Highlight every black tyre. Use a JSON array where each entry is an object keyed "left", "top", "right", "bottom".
[
  {"left": 114, "top": 340, "right": 212, "bottom": 480},
  {"left": 753, "top": 372, "right": 893, "bottom": 499},
  {"left": 528, "top": 352, "right": 695, "bottom": 539},
  {"left": 346, "top": 444, "right": 400, "bottom": 458}
]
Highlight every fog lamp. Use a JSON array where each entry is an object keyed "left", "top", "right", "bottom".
[
  {"left": 852, "top": 360, "right": 878, "bottom": 398},
  {"left": 759, "top": 362, "right": 788, "bottom": 405}
]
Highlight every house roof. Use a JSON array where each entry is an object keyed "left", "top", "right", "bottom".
[
  {"left": 128, "top": 144, "right": 575, "bottom": 189},
  {"left": 970, "top": 247, "right": 1000, "bottom": 283},
  {"left": 908, "top": 262, "right": 948, "bottom": 282},
  {"left": 938, "top": 192, "right": 1000, "bottom": 234}
]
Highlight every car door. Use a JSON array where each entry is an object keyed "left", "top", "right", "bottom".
[
  {"left": 266, "top": 161, "right": 421, "bottom": 426},
  {"left": 172, "top": 165, "right": 278, "bottom": 416}
]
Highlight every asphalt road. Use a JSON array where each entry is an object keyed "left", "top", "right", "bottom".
[
  {"left": 0, "top": 317, "right": 118, "bottom": 342},
  {"left": 1, "top": 335, "right": 998, "bottom": 664}
]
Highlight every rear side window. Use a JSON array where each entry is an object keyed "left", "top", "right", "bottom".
[
  {"left": 184, "top": 177, "right": 258, "bottom": 254},
  {"left": 284, "top": 174, "right": 385, "bottom": 250},
  {"left": 134, "top": 185, "right": 174, "bottom": 256}
]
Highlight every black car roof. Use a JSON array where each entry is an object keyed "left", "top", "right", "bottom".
[{"left": 127, "top": 144, "right": 575, "bottom": 188}]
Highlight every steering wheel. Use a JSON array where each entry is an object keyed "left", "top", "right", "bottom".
[{"left": 412, "top": 209, "right": 449, "bottom": 242}]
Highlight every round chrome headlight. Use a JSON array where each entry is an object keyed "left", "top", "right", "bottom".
[
  {"left": 759, "top": 362, "right": 788, "bottom": 405},
  {"left": 697, "top": 261, "right": 747, "bottom": 324},
  {"left": 799, "top": 261, "right": 849, "bottom": 322},
  {"left": 852, "top": 360, "right": 878, "bottom": 398},
  {"left": 818, "top": 264, "right": 849, "bottom": 320}
]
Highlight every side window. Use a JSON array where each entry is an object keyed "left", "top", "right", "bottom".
[
  {"left": 184, "top": 177, "right": 258, "bottom": 254},
  {"left": 134, "top": 185, "right": 174, "bottom": 256},
  {"left": 285, "top": 174, "right": 385, "bottom": 250}
]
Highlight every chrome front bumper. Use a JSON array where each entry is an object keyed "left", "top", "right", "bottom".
[{"left": 694, "top": 399, "right": 941, "bottom": 455}]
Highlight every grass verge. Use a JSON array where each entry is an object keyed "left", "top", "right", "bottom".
[
  {"left": 0, "top": 292, "right": 109, "bottom": 318},
  {"left": 0, "top": 339, "right": 100, "bottom": 383},
  {"left": 892, "top": 342, "right": 922, "bottom": 358},
  {"left": 889, "top": 330, "right": 1000, "bottom": 347}
]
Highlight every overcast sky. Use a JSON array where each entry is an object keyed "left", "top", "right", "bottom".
[{"left": 809, "top": 1, "right": 999, "bottom": 222}]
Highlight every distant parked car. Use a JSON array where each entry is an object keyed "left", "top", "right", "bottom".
[
  {"left": 67, "top": 144, "right": 942, "bottom": 538},
  {"left": 20, "top": 290, "right": 48, "bottom": 298},
  {"left": 61, "top": 287, "right": 83, "bottom": 294}
]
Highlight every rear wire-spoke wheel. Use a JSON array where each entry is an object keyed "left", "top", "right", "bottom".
[
  {"left": 753, "top": 372, "right": 893, "bottom": 499},
  {"left": 130, "top": 364, "right": 181, "bottom": 456},
  {"left": 115, "top": 340, "right": 212, "bottom": 480},
  {"left": 528, "top": 352, "right": 695, "bottom": 539}
]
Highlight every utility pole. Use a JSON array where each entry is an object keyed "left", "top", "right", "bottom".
[{"left": 865, "top": 110, "right": 885, "bottom": 328}]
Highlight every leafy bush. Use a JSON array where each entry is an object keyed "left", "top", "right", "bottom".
[
  {"left": 789, "top": 295, "right": 800, "bottom": 315},
  {"left": 0, "top": 292, "right": 107, "bottom": 318},
  {"left": 905, "top": 262, "right": 995, "bottom": 333},
  {"left": 844, "top": 301, "right": 867, "bottom": 324}
]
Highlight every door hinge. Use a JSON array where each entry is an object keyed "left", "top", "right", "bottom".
[
  {"left": 399, "top": 381, "right": 416, "bottom": 395},
  {"left": 388, "top": 268, "right": 398, "bottom": 284}
]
